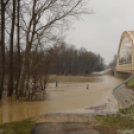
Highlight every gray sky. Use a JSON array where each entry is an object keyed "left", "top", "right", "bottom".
[{"left": 66, "top": 0, "right": 134, "bottom": 65}]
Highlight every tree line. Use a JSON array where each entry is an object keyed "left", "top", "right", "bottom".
[
  {"left": 50, "top": 42, "right": 105, "bottom": 75},
  {"left": 0, "top": 0, "right": 90, "bottom": 100}
]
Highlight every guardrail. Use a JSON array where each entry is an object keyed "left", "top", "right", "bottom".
[{"left": 112, "top": 75, "right": 134, "bottom": 91}]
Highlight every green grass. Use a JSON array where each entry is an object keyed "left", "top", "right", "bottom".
[
  {"left": 0, "top": 119, "right": 36, "bottom": 134},
  {"left": 95, "top": 76, "right": 134, "bottom": 133},
  {"left": 125, "top": 76, "right": 134, "bottom": 90},
  {"left": 95, "top": 106, "right": 134, "bottom": 134},
  {"left": 1, "top": 106, "right": 134, "bottom": 134}
]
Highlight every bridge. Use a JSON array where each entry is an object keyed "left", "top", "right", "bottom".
[
  {"left": 112, "top": 31, "right": 134, "bottom": 108},
  {"left": 115, "top": 31, "right": 134, "bottom": 77}
]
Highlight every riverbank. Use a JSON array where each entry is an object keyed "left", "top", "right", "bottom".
[
  {"left": 0, "top": 105, "right": 134, "bottom": 134},
  {"left": 1, "top": 81, "right": 134, "bottom": 134},
  {"left": 0, "top": 76, "right": 133, "bottom": 133},
  {"left": 125, "top": 75, "right": 134, "bottom": 90},
  {"left": 0, "top": 75, "right": 125, "bottom": 124},
  {"left": 0, "top": 119, "right": 36, "bottom": 134},
  {"left": 95, "top": 105, "right": 134, "bottom": 134}
]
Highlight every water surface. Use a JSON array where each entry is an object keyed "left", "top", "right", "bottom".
[{"left": 0, "top": 75, "right": 125, "bottom": 124}]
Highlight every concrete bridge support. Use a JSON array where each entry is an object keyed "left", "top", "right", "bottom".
[{"left": 114, "top": 71, "right": 132, "bottom": 78}]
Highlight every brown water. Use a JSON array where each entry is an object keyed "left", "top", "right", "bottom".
[{"left": 0, "top": 75, "right": 125, "bottom": 124}]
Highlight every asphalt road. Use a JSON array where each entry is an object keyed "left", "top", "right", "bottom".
[{"left": 31, "top": 123, "right": 101, "bottom": 134}]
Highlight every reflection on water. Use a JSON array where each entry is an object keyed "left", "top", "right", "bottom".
[{"left": 0, "top": 75, "right": 125, "bottom": 124}]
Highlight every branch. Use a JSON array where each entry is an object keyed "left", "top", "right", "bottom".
[
  {"left": 26, "top": 0, "right": 37, "bottom": 43},
  {"left": 20, "top": 12, "right": 28, "bottom": 29},
  {"left": 37, "top": 0, "right": 83, "bottom": 34},
  {"left": 4, "top": 0, "right": 10, "bottom": 6}
]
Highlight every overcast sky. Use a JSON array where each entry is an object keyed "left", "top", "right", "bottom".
[{"left": 66, "top": 0, "right": 134, "bottom": 65}]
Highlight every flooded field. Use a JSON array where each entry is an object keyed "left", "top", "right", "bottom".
[{"left": 0, "top": 75, "right": 125, "bottom": 124}]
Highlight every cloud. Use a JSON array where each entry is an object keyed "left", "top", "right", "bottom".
[{"left": 66, "top": 0, "right": 134, "bottom": 64}]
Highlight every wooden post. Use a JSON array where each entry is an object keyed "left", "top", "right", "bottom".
[
  {"left": 87, "top": 84, "right": 89, "bottom": 89},
  {"left": 56, "top": 81, "right": 58, "bottom": 87}
]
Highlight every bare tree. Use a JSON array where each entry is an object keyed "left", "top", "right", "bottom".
[
  {"left": 8, "top": 0, "right": 16, "bottom": 96},
  {"left": 18, "top": 0, "right": 90, "bottom": 96},
  {"left": 0, "top": 0, "right": 10, "bottom": 99},
  {"left": 16, "top": 0, "right": 21, "bottom": 96},
  {"left": 50, "top": 43, "right": 106, "bottom": 75},
  {"left": 0, "top": 0, "right": 90, "bottom": 100}
]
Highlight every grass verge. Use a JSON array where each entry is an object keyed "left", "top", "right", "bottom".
[
  {"left": 125, "top": 76, "right": 134, "bottom": 90},
  {"left": 0, "top": 119, "right": 36, "bottom": 134},
  {"left": 95, "top": 106, "right": 134, "bottom": 134}
]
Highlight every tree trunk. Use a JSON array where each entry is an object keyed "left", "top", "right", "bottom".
[
  {"left": 16, "top": 0, "right": 21, "bottom": 96},
  {"left": 18, "top": 45, "right": 31, "bottom": 97},
  {"left": 0, "top": 0, "right": 6, "bottom": 99},
  {"left": 8, "top": 0, "right": 16, "bottom": 96}
]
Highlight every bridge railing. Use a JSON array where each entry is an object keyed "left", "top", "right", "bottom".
[{"left": 112, "top": 75, "right": 134, "bottom": 91}]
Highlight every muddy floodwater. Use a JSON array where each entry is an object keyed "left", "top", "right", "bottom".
[{"left": 0, "top": 75, "right": 125, "bottom": 124}]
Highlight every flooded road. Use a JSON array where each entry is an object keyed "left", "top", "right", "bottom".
[{"left": 0, "top": 75, "right": 125, "bottom": 124}]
